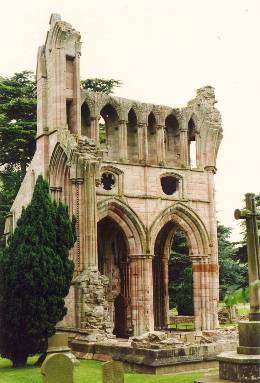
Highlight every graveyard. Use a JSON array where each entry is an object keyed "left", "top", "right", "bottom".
[{"left": 0, "top": 356, "right": 208, "bottom": 383}]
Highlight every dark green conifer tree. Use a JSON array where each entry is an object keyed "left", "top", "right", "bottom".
[{"left": 0, "top": 175, "right": 75, "bottom": 367}]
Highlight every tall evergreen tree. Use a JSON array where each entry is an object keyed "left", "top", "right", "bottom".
[
  {"left": 168, "top": 228, "right": 194, "bottom": 315},
  {"left": 0, "top": 175, "right": 75, "bottom": 367},
  {"left": 218, "top": 223, "right": 247, "bottom": 300}
]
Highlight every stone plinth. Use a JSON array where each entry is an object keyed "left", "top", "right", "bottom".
[
  {"left": 218, "top": 351, "right": 260, "bottom": 383},
  {"left": 71, "top": 337, "right": 236, "bottom": 374},
  {"left": 47, "top": 333, "right": 79, "bottom": 365},
  {"left": 237, "top": 321, "right": 260, "bottom": 355}
]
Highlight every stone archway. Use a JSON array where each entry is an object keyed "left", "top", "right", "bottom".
[
  {"left": 97, "top": 216, "right": 130, "bottom": 338},
  {"left": 97, "top": 198, "right": 153, "bottom": 336},
  {"left": 149, "top": 203, "right": 218, "bottom": 331}
]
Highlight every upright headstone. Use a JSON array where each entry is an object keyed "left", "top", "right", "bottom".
[
  {"left": 102, "top": 361, "right": 124, "bottom": 383},
  {"left": 41, "top": 353, "right": 73, "bottom": 383}
]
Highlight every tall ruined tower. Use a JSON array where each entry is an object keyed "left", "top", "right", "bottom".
[{"left": 5, "top": 14, "right": 223, "bottom": 338}]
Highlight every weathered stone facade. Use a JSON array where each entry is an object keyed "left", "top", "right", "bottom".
[{"left": 5, "top": 14, "right": 223, "bottom": 337}]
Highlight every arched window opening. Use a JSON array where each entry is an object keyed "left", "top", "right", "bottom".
[
  {"left": 100, "top": 104, "right": 119, "bottom": 160},
  {"left": 97, "top": 217, "right": 130, "bottom": 338},
  {"left": 147, "top": 112, "right": 157, "bottom": 164},
  {"left": 127, "top": 108, "right": 138, "bottom": 162},
  {"left": 165, "top": 114, "right": 180, "bottom": 167},
  {"left": 188, "top": 118, "right": 197, "bottom": 169},
  {"left": 153, "top": 224, "right": 194, "bottom": 330},
  {"left": 81, "top": 102, "right": 91, "bottom": 137},
  {"left": 169, "top": 228, "right": 193, "bottom": 317},
  {"left": 101, "top": 172, "right": 116, "bottom": 191},
  {"left": 99, "top": 116, "right": 106, "bottom": 144},
  {"left": 66, "top": 99, "right": 73, "bottom": 132},
  {"left": 161, "top": 175, "right": 179, "bottom": 195}
]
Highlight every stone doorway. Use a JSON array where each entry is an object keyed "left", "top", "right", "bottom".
[
  {"left": 97, "top": 217, "right": 130, "bottom": 338},
  {"left": 153, "top": 222, "right": 193, "bottom": 330}
]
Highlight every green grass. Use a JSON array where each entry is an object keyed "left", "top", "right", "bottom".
[
  {"left": 237, "top": 304, "right": 250, "bottom": 316},
  {"left": 0, "top": 356, "right": 206, "bottom": 383}
]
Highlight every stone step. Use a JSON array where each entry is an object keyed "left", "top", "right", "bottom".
[{"left": 195, "top": 374, "right": 235, "bottom": 383}]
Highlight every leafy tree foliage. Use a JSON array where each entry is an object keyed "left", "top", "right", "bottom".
[
  {"left": 168, "top": 223, "right": 248, "bottom": 315},
  {"left": 235, "top": 194, "right": 260, "bottom": 265},
  {"left": 218, "top": 223, "right": 247, "bottom": 300},
  {"left": 0, "top": 169, "right": 22, "bottom": 247},
  {"left": 81, "top": 78, "right": 122, "bottom": 94},
  {"left": 0, "top": 175, "right": 75, "bottom": 367},
  {"left": 168, "top": 228, "right": 194, "bottom": 315},
  {"left": 0, "top": 71, "right": 37, "bottom": 176}
]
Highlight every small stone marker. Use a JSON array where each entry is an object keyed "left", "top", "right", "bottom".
[
  {"left": 41, "top": 353, "right": 73, "bottom": 383},
  {"left": 102, "top": 360, "right": 124, "bottom": 383}
]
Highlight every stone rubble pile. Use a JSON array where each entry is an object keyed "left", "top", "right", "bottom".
[{"left": 130, "top": 328, "right": 238, "bottom": 350}]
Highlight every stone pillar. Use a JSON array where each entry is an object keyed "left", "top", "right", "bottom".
[
  {"left": 161, "top": 256, "right": 169, "bottom": 327},
  {"left": 205, "top": 165, "right": 219, "bottom": 329},
  {"left": 83, "top": 161, "right": 98, "bottom": 270},
  {"left": 192, "top": 257, "right": 202, "bottom": 331},
  {"left": 137, "top": 123, "right": 146, "bottom": 163},
  {"left": 49, "top": 186, "right": 62, "bottom": 202},
  {"left": 196, "top": 132, "right": 202, "bottom": 168},
  {"left": 156, "top": 125, "right": 165, "bottom": 166},
  {"left": 90, "top": 116, "right": 99, "bottom": 143},
  {"left": 180, "top": 128, "right": 189, "bottom": 168},
  {"left": 70, "top": 178, "right": 84, "bottom": 272},
  {"left": 192, "top": 257, "right": 215, "bottom": 331},
  {"left": 118, "top": 120, "right": 128, "bottom": 161},
  {"left": 129, "top": 255, "right": 154, "bottom": 335},
  {"left": 70, "top": 51, "right": 81, "bottom": 135}
]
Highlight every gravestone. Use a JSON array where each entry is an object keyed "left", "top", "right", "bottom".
[
  {"left": 41, "top": 353, "right": 73, "bottom": 383},
  {"left": 102, "top": 361, "right": 124, "bottom": 383}
]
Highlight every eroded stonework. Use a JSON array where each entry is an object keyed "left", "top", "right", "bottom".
[{"left": 5, "top": 14, "right": 223, "bottom": 337}]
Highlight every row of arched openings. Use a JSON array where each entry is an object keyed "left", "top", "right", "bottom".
[
  {"left": 97, "top": 216, "right": 193, "bottom": 338},
  {"left": 81, "top": 102, "right": 197, "bottom": 168}
]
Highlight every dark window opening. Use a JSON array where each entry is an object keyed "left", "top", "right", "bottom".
[
  {"left": 161, "top": 176, "right": 178, "bottom": 195},
  {"left": 101, "top": 172, "right": 115, "bottom": 190},
  {"left": 66, "top": 99, "right": 73, "bottom": 131}
]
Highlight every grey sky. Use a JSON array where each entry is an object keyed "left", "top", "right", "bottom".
[{"left": 1, "top": 0, "right": 259, "bottom": 240}]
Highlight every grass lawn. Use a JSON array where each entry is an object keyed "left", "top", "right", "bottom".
[{"left": 0, "top": 356, "right": 207, "bottom": 383}]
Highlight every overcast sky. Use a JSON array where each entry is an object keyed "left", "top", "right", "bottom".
[{"left": 1, "top": 0, "right": 259, "bottom": 241}]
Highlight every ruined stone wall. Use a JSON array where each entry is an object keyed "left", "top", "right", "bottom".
[{"left": 5, "top": 14, "right": 223, "bottom": 337}]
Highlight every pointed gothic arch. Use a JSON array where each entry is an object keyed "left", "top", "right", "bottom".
[{"left": 97, "top": 198, "right": 146, "bottom": 255}]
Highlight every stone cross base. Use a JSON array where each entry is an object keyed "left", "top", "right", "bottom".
[
  {"left": 195, "top": 352, "right": 260, "bottom": 383},
  {"left": 218, "top": 351, "right": 260, "bottom": 383}
]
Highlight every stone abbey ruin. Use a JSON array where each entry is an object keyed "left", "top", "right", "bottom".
[{"left": 5, "top": 14, "right": 223, "bottom": 341}]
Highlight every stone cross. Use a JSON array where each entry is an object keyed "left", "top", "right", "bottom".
[
  {"left": 102, "top": 361, "right": 124, "bottom": 383},
  {"left": 234, "top": 193, "right": 260, "bottom": 321},
  {"left": 41, "top": 353, "right": 74, "bottom": 383}
]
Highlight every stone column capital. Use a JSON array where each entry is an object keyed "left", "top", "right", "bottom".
[
  {"left": 129, "top": 254, "right": 153, "bottom": 261},
  {"left": 138, "top": 122, "right": 147, "bottom": 127},
  {"left": 71, "top": 177, "right": 84, "bottom": 185},
  {"left": 204, "top": 165, "right": 217, "bottom": 174}
]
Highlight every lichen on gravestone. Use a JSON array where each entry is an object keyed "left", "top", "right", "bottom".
[{"left": 41, "top": 353, "right": 74, "bottom": 383}]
